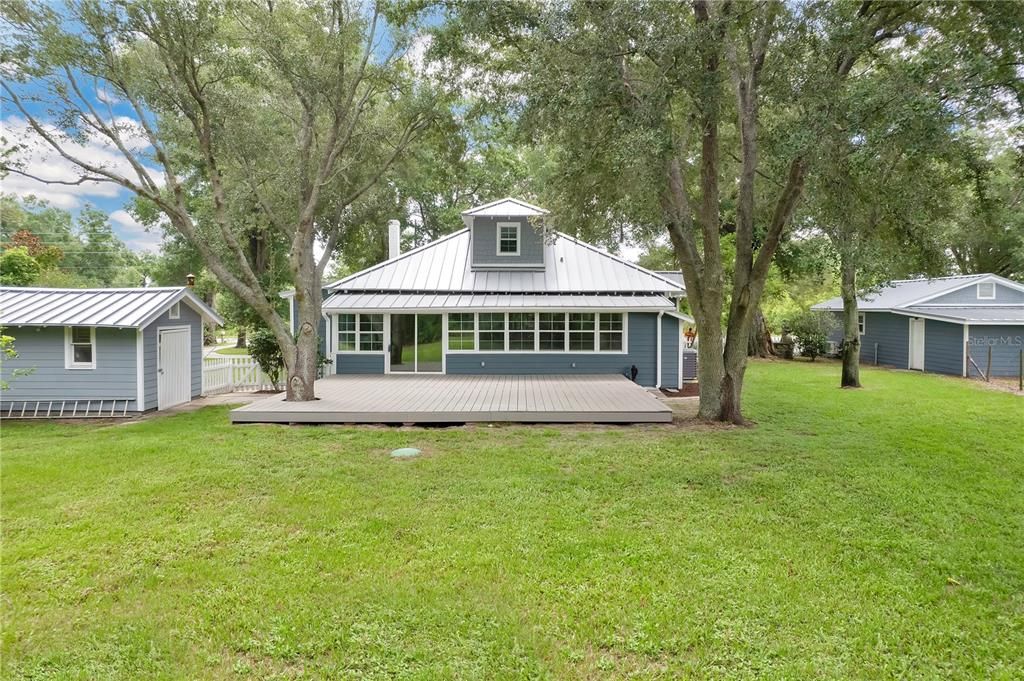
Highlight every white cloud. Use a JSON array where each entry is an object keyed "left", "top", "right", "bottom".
[
  {"left": 109, "top": 208, "right": 163, "bottom": 253},
  {"left": 1, "top": 115, "right": 162, "bottom": 210},
  {"left": 96, "top": 88, "right": 120, "bottom": 106}
]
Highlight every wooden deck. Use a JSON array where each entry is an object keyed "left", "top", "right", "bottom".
[{"left": 229, "top": 374, "right": 672, "bottom": 424}]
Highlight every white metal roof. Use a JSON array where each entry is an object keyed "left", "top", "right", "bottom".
[
  {"left": 0, "top": 286, "right": 224, "bottom": 328},
  {"left": 899, "top": 306, "right": 1024, "bottom": 324},
  {"left": 328, "top": 229, "right": 685, "bottom": 296},
  {"left": 812, "top": 274, "right": 1005, "bottom": 311},
  {"left": 323, "top": 292, "right": 679, "bottom": 312},
  {"left": 461, "top": 197, "right": 549, "bottom": 217}
]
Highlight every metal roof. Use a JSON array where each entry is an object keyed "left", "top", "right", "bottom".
[
  {"left": 899, "top": 306, "right": 1024, "bottom": 324},
  {"left": 812, "top": 274, "right": 1000, "bottom": 311},
  {"left": 0, "top": 287, "right": 224, "bottom": 328},
  {"left": 322, "top": 292, "right": 679, "bottom": 312},
  {"left": 328, "top": 229, "right": 685, "bottom": 296},
  {"left": 461, "top": 197, "right": 549, "bottom": 217}
]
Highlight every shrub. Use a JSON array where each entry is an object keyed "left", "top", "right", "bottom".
[
  {"left": 784, "top": 310, "right": 837, "bottom": 361},
  {"left": 0, "top": 247, "right": 41, "bottom": 286},
  {"left": 247, "top": 327, "right": 283, "bottom": 389}
]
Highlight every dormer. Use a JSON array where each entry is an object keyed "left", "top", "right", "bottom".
[{"left": 462, "top": 197, "right": 549, "bottom": 271}]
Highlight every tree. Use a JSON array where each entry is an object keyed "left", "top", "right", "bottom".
[
  {"left": 2, "top": 0, "right": 443, "bottom": 401},
  {"left": 784, "top": 310, "right": 836, "bottom": 362},
  {"left": 0, "top": 247, "right": 41, "bottom": 285}
]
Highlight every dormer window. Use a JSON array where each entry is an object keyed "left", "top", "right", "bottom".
[
  {"left": 977, "top": 282, "right": 995, "bottom": 300},
  {"left": 497, "top": 222, "right": 520, "bottom": 256}
]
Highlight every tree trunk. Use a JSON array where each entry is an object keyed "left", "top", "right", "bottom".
[
  {"left": 283, "top": 240, "right": 322, "bottom": 402},
  {"left": 748, "top": 307, "right": 775, "bottom": 357},
  {"left": 840, "top": 256, "right": 861, "bottom": 388},
  {"left": 235, "top": 327, "right": 247, "bottom": 349}
]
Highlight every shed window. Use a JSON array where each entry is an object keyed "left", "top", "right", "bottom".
[
  {"left": 977, "top": 282, "right": 995, "bottom": 299},
  {"left": 169, "top": 302, "right": 180, "bottom": 320},
  {"left": 479, "top": 313, "right": 506, "bottom": 350},
  {"left": 497, "top": 222, "right": 520, "bottom": 255},
  {"left": 358, "top": 314, "right": 384, "bottom": 352},
  {"left": 858, "top": 312, "right": 866, "bottom": 335},
  {"left": 66, "top": 326, "right": 96, "bottom": 369},
  {"left": 448, "top": 313, "right": 475, "bottom": 351}
]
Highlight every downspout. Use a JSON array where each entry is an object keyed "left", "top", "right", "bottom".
[
  {"left": 962, "top": 323, "right": 969, "bottom": 377},
  {"left": 321, "top": 310, "right": 331, "bottom": 379},
  {"left": 656, "top": 311, "right": 664, "bottom": 389}
]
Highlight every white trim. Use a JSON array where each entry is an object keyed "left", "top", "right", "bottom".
[
  {"left": 64, "top": 326, "right": 96, "bottom": 370},
  {"left": 858, "top": 312, "right": 866, "bottom": 335},
  {"left": 289, "top": 298, "right": 295, "bottom": 334},
  {"left": 908, "top": 317, "right": 925, "bottom": 371},
  {"left": 656, "top": 311, "right": 664, "bottom": 389},
  {"left": 962, "top": 324, "right": 969, "bottom": 377},
  {"left": 663, "top": 309, "right": 695, "bottom": 323},
  {"left": 676, "top": 317, "right": 683, "bottom": 389},
  {"left": 156, "top": 324, "right": 191, "bottom": 410},
  {"left": 442, "top": 311, "right": 629, "bottom": 355},
  {"left": 496, "top": 222, "right": 521, "bottom": 256},
  {"left": 976, "top": 282, "right": 996, "bottom": 300},
  {"left": 168, "top": 302, "right": 180, "bottom": 320},
  {"left": 136, "top": 329, "right": 145, "bottom": 410},
  {"left": 461, "top": 196, "right": 550, "bottom": 216}
]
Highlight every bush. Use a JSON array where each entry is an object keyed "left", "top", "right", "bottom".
[
  {"left": 784, "top": 310, "right": 837, "bottom": 361},
  {"left": 0, "top": 247, "right": 41, "bottom": 286},
  {"left": 247, "top": 327, "right": 283, "bottom": 389}
]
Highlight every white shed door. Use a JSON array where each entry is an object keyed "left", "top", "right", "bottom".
[
  {"left": 909, "top": 318, "right": 926, "bottom": 371},
  {"left": 158, "top": 328, "right": 191, "bottom": 409}
]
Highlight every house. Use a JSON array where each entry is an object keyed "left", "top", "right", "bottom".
[
  {"left": 0, "top": 286, "right": 223, "bottom": 417},
  {"left": 812, "top": 274, "right": 1024, "bottom": 378},
  {"left": 288, "top": 198, "right": 696, "bottom": 390}
]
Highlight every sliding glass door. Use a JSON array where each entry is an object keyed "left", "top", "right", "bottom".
[{"left": 389, "top": 314, "right": 443, "bottom": 373}]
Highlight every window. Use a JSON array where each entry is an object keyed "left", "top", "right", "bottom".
[
  {"left": 569, "top": 313, "right": 596, "bottom": 351},
  {"left": 65, "top": 326, "right": 95, "bottom": 369},
  {"left": 599, "top": 313, "right": 624, "bottom": 351},
  {"left": 358, "top": 314, "right": 384, "bottom": 352},
  {"left": 977, "top": 282, "right": 995, "bottom": 300},
  {"left": 337, "top": 314, "right": 356, "bottom": 351},
  {"left": 168, "top": 302, "right": 180, "bottom": 320},
  {"left": 497, "top": 222, "right": 520, "bottom": 255},
  {"left": 479, "top": 313, "right": 506, "bottom": 350},
  {"left": 509, "top": 313, "right": 536, "bottom": 351},
  {"left": 448, "top": 313, "right": 475, "bottom": 351},
  {"left": 539, "top": 313, "right": 566, "bottom": 351},
  {"left": 857, "top": 312, "right": 866, "bottom": 335}
]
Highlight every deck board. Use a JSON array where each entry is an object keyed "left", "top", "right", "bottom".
[{"left": 230, "top": 374, "right": 671, "bottom": 424}]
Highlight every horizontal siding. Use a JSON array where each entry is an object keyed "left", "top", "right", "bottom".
[
  {"left": 471, "top": 216, "right": 544, "bottom": 267},
  {"left": 1, "top": 326, "right": 139, "bottom": 408},
  {"left": 336, "top": 354, "right": 385, "bottom": 374},
  {"left": 967, "top": 325, "right": 1024, "bottom": 378},
  {"left": 661, "top": 315, "right": 679, "bottom": 389},
  {"left": 928, "top": 282, "right": 1024, "bottom": 305},
  {"left": 859, "top": 312, "right": 909, "bottom": 369},
  {"left": 924, "top": 319, "right": 964, "bottom": 376}
]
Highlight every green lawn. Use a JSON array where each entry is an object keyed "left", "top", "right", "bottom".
[
  {"left": 211, "top": 346, "right": 251, "bottom": 356},
  {"left": 2, "top": 362, "right": 1022, "bottom": 679}
]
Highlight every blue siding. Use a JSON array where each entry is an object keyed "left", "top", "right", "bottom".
[
  {"left": 336, "top": 354, "right": 385, "bottom": 374},
  {"left": 143, "top": 303, "right": 204, "bottom": 411},
  {"left": 290, "top": 295, "right": 327, "bottom": 355},
  {"left": 968, "top": 325, "right": 1024, "bottom": 378},
  {"left": 1, "top": 326, "right": 139, "bottom": 409},
  {"left": 446, "top": 312, "right": 663, "bottom": 387},
  {"left": 924, "top": 319, "right": 964, "bottom": 375},
  {"left": 859, "top": 312, "right": 909, "bottom": 368},
  {"left": 471, "top": 216, "right": 545, "bottom": 268},
  {"left": 927, "top": 282, "right": 1024, "bottom": 305},
  {"left": 661, "top": 315, "right": 680, "bottom": 389}
]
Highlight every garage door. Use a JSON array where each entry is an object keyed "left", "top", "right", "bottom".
[{"left": 158, "top": 327, "right": 191, "bottom": 410}]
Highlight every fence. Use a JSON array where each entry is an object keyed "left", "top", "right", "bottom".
[{"left": 202, "top": 355, "right": 277, "bottom": 394}]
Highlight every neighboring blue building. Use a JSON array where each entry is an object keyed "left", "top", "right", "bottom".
[
  {"left": 813, "top": 274, "right": 1024, "bottom": 378},
  {"left": 1, "top": 287, "right": 223, "bottom": 417},
  {"left": 288, "top": 198, "right": 696, "bottom": 389}
]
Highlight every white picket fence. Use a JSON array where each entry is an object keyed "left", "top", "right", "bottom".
[{"left": 202, "top": 355, "right": 277, "bottom": 394}]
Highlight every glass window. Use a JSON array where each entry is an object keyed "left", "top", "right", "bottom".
[
  {"left": 337, "top": 314, "right": 356, "bottom": 351},
  {"left": 539, "top": 312, "right": 565, "bottom": 351},
  {"left": 358, "top": 314, "right": 383, "bottom": 352},
  {"left": 479, "top": 312, "right": 505, "bottom": 351},
  {"left": 569, "top": 313, "right": 595, "bottom": 351},
  {"left": 857, "top": 313, "right": 866, "bottom": 335},
  {"left": 599, "top": 313, "right": 624, "bottom": 351},
  {"left": 448, "top": 313, "right": 475, "bottom": 351},
  {"left": 498, "top": 223, "right": 519, "bottom": 254},
  {"left": 509, "top": 313, "right": 536, "bottom": 351},
  {"left": 169, "top": 302, "right": 180, "bottom": 320},
  {"left": 68, "top": 326, "right": 94, "bottom": 366}
]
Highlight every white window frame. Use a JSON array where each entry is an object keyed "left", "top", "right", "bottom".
[
  {"left": 976, "top": 282, "right": 995, "bottom": 300},
  {"left": 333, "top": 313, "right": 385, "bottom": 354},
  {"left": 858, "top": 312, "right": 866, "bottom": 335},
  {"left": 444, "top": 311, "right": 629, "bottom": 355},
  {"left": 496, "top": 222, "right": 521, "bottom": 256},
  {"left": 447, "top": 312, "right": 476, "bottom": 351},
  {"left": 65, "top": 326, "right": 97, "bottom": 369},
  {"left": 168, "top": 302, "right": 180, "bottom": 320}
]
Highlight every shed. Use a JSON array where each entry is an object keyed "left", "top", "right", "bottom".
[{"left": 1, "top": 286, "right": 223, "bottom": 417}]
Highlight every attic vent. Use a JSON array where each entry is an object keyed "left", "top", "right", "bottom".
[{"left": 977, "top": 282, "right": 995, "bottom": 300}]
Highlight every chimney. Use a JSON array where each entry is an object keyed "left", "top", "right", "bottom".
[
  {"left": 388, "top": 219, "right": 401, "bottom": 260},
  {"left": 186, "top": 273, "right": 196, "bottom": 288}
]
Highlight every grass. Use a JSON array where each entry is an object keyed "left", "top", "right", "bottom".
[
  {"left": 211, "top": 346, "right": 252, "bottom": 356},
  {"left": 2, "top": 361, "right": 1022, "bottom": 679}
]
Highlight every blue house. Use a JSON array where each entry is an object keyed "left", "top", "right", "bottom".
[
  {"left": 1, "top": 286, "right": 223, "bottom": 417},
  {"left": 813, "top": 274, "right": 1024, "bottom": 378},
  {"left": 290, "top": 198, "right": 696, "bottom": 390}
]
